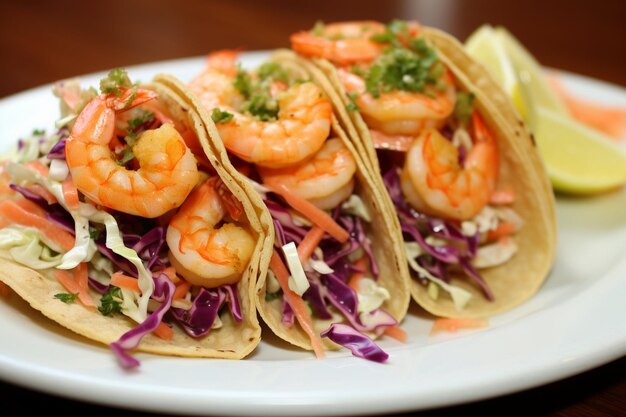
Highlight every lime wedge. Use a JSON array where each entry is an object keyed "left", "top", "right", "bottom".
[
  {"left": 465, "top": 25, "right": 522, "bottom": 107},
  {"left": 494, "top": 27, "right": 570, "bottom": 125},
  {"left": 534, "top": 108, "right": 626, "bottom": 194}
]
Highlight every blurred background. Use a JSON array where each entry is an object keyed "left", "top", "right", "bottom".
[
  {"left": 1, "top": 0, "right": 625, "bottom": 98},
  {"left": 0, "top": 0, "right": 625, "bottom": 416}
]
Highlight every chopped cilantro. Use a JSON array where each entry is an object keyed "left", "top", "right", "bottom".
[
  {"left": 89, "top": 226, "right": 102, "bottom": 240},
  {"left": 240, "top": 93, "right": 279, "bottom": 122},
  {"left": 346, "top": 91, "right": 360, "bottom": 112},
  {"left": 211, "top": 108, "right": 234, "bottom": 123},
  {"left": 311, "top": 20, "right": 325, "bottom": 36},
  {"left": 364, "top": 38, "right": 441, "bottom": 98},
  {"left": 115, "top": 146, "right": 135, "bottom": 166},
  {"left": 369, "top": 19, "right": 409, "bottom": 47},
  {"left": 257, "top": 62, "right": 289, "bottom": 84},
  {"left": 126, "top": 110, "right": 155, "bottom": 134},
  {"left": 454, "top": 91, "right": 475, "bottom": 124},
  {"left": 233, "top": 67, "right": 253, "bottom": 98},
  {"left": 54, "top": 293, "right": 78, "bottom": 304},
  {"left": 32, "top": 128, "right": 46, "bottom": 136},
  {"left": 265, "top": 292, "right": 281, "bottom": 302},
  {"left": 98, "top": 286, "right": 123, "bottom": 316},
  {"left": 100, "top": 68, "right": 133, "bottom": 96}
]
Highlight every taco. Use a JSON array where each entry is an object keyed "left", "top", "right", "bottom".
[
  {"left": 287, "top": 20, "right": 557, "bottom": 318},
  {"left": 0, "top": 70, "right": 268, "bottom": 367},
  {"left": 181, "top": 50, "right": 410, "bottom": 361}
]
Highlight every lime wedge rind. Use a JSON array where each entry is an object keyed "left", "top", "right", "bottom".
[{"left": 464, "top": 25, "right": 626, "bottom": 194}]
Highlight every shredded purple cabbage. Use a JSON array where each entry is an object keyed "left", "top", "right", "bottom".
[
  {"left": 322, "top": 273, "right": 396, "bottom": 332},
  {"left": 88, "top": 277, "right": 109, "bottom": 294},
  {"left": 171, "top": 288, "right": 226, "bottom": 338},
  {"left": 47, "top": 136, "right": 67, "bottom": 160},
  {"left": 320, "top": 323, "right": 388, "bottom": 363},
  {"left": 265, "top": 189, "right": 395, "bottom": 360},
  {"left": 110, "top": 273, "right": 175, "bottom": 369},
  {"left": 9, "top": 184, "right": 49, "bottom": 208},
  {"left": 383, "top": 167, "right": 493, "bottom": 300},
  {"left": 171, "top": 285, "right": 241, "bottom": 338}
]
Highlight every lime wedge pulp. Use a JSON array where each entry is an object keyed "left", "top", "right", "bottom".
[{"left": 534, "top": 108, "right": 626, "bottom": 194}]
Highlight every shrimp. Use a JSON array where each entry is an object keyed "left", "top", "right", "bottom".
[
  {"left": 338, "top": 68, "right": 456, "bottom": 136},
  {"left": 65, "top": 89, "right": 199, "bottom": 218},
  {"left": 187, "top": 51, "right": 333, "bottom": 168},
  {"left": 400, "top": 112, "right": 499, "bottom": 220},
  {"left": 292, "top": 20, "right": 455, "bottom": 136},
  {"left": 291, "top": 21, "right": 387, "bottom": 66},
  {"left": 166, "top": 177, "right": 255, "bottom": 288},
  {"left": 258, "top": 138, "right": 357, "bottom": 210}
]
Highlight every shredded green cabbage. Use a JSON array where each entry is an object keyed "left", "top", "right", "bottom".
[
  {"left": 5, "top": 161, "right": 154, "bottom": 322},
  {"left": 0, "top": 226, "right": 64, "bottom": 269},
  {"left": 405, "top": 241, "right": 472, "bottom": 310}
]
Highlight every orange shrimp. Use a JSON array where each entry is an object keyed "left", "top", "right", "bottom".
[
  {"left": 290, "top": 21, "right": 388, "bottom": 65},
  {"left": 338, "top": 68, "right": 456, "bottom": 136},
  {"left": 259, "top": 138, "right": 357, "bottom": 210},
  {"left": 400, "top": 112, "right": 499, "bottom": 220},
  {"left": 166, "top": 177, "right": 255, "bottom": 288},
  {"left": 64, "top": 89, "right": 199, "bottom": 218},
  {"left": 187, "top": 51, "right": 333, "bottom": 168}
]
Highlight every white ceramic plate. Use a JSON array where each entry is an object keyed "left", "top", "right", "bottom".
[{"left": 0, "top": 53, "right": 625, "bottom": 416}]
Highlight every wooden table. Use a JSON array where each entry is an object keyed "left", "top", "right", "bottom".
[{"left": 1, "top": 1, "right": 625, "bottom": 415}]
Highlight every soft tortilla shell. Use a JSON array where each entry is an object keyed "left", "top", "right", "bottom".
[
  {"left": 0, "top": 77, "right": 265, "bottom": 359},
  {"left": 295, "top": 27, "right": 557, "bottom": 318},
  {"left": 175, "top": 57, "right": 410, "bottom": 351}
]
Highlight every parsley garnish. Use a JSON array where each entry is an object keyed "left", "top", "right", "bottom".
[
  {"left": 454, "top": 91, "right": 475, "bottom": 125},
  {"left": 211, "top": 108, "right": 234, "bottom": 123},
  {"left": 32, "top": 128, "right": 46, "bottom": 136},
  {"left": 54, "top": 293, "right": 78, "bottom": 304},
  {"left": 98, "top": 286, "right": 123, "bottom": 316},
  {"left": 100, "top": 68, "right": 133, "bottom": 96}
]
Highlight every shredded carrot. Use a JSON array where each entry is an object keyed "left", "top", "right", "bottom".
[
  {"left": 487, "top": 222, "right": 517, "bottom": 241},
  {"left": 110, "top": 272, "right": 141, "bottom": 292},
  {"left": 297, "top": 226, "right": 325, "bottom": 263},
  {"left": 24, "top": 160, "right": 49, "bottom": 176},
  {"left": 158, "top": 266, "right": 180, "bottom": 284},
  {"left": 25, "top": 184, "right": 57, "bottom": 204},
  {"left": 0, "top": 282, "right": 11, "bottom": 297},
  {"left": 347, "top": 256, "right": 368, "bottom": 292},
  {"left": 74, "top": 262, "right": 95, "bottom": 307},
  {"left": 430, "top": 318, "right": 489, "bottom": 335},
  {"left": 173, "top": 280, "right": 190, "bottom": 300},
  {"left": 0, "top": 200, "right": 74, "bottom": 251},
  {"left": 270, "top": 250, "right": 325, "bottom": 358},
  {"left": 489, "top": 189, "right": 515, "bottom": 205},
  {"left": 55, "top": 268, "right": 95, "bottom": 308},
  {"left": 152, "top": 322, "right": 174, "bottom": 340},
  {"left": 266, "top": 184, "right": 349, "bottom": 243},
  {"left": 61, "top": 176, "right": 80, "bottom": 209},
  {"left": 383, "top": 325, "right": 408, "bottom": 343},
  {"left": 14, "top": 196, "right": 48, "bottom": 217},
  {"left": 550, "top": 75, "right": 626, "bottom": 139}
]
